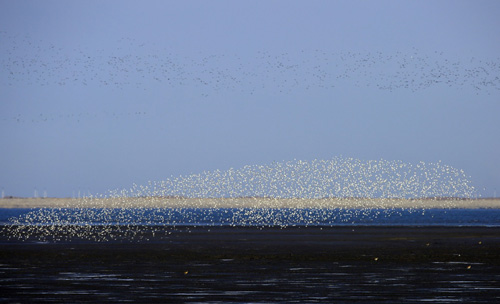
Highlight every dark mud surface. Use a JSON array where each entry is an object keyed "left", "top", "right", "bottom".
[{"left": 1, "top": 226, "right": 500, "bottom": 303}]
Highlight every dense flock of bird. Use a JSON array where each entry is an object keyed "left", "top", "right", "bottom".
[
  {"left": 2, "top": 32, "right": 499, "bottom": 98},
  {"left": 3, "top": 157, "right": 476, "bottom": 242},
  {"left": 105, "top": 157, "right": 475, "bottom": 199}
]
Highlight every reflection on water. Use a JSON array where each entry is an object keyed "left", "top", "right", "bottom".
[{"left": 1, "top": 259, "right": 499, "bottom": 303}]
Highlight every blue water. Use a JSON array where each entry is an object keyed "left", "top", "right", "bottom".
[{"left": 1, "top": 208, "right": 500, "bottom": 227}]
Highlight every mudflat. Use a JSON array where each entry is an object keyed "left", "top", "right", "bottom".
[
  {"left": 1, "top": 226, "right": 500, "bottom": 262},
  {"left": 1, "top": 226, "right": 500, "bottom": 303}
]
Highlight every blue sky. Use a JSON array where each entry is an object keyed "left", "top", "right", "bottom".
[{"left": 1, "top": 0, "right": 499, "bottom": 198}]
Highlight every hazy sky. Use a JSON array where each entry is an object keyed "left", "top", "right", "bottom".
[{"left": 1, "top": 0, "right": 499, "bottom": 198}]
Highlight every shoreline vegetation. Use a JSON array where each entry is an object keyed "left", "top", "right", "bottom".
[{"left": 1, "top": 197, "right": 499, "bottom": 209}]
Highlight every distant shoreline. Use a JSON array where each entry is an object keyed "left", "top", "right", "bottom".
[{"left": 1, "top": 197, "right": 499, "bottom": 209}]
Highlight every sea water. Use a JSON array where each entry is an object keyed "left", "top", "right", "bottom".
[{"left": 2, "top": 207, "right": 499, "bottom": 227}]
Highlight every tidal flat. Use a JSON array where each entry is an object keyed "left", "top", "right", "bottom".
[{"left": 1, "top": 226, "right": 500, "bottom": 303}]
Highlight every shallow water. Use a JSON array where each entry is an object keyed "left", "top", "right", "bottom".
[
  {"left": 2, "top": 259, "right": 499, "bottom": 303},
  {"left": 2, "top": 207, "right": 500, "bottom": 226}
]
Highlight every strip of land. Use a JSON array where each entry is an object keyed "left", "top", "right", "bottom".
[{"left": 1, "top": 197, "right": 499, "bottom": 209}]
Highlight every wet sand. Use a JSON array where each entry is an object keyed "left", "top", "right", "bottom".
[
  {"left": 1, "top": 197, "right": 500, "bottom": 209},
  {"left": 1, "top": 226, "right": 500, "bottom": 303},
  {"left": 4, "top": 226, "right": 498, "bottom": 262}
]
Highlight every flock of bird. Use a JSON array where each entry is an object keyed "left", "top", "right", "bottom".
[
  {"left": 2, "top": 33, "right": 499, "bottom": 125},
  {"left": 2, "top": 33, "right": 499, "bottom": 95},
  {"left": 108, "top": 157, "right": 475, "bottom": 200},
  {"left": 0, "top": 33, "right": 486, "bottom": 241},
  {"left": 2, "top": 111, "right": 148, "bottom": 125},
  {"left": 3, "top": 157, "right": 476, "bottom": 242}
]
